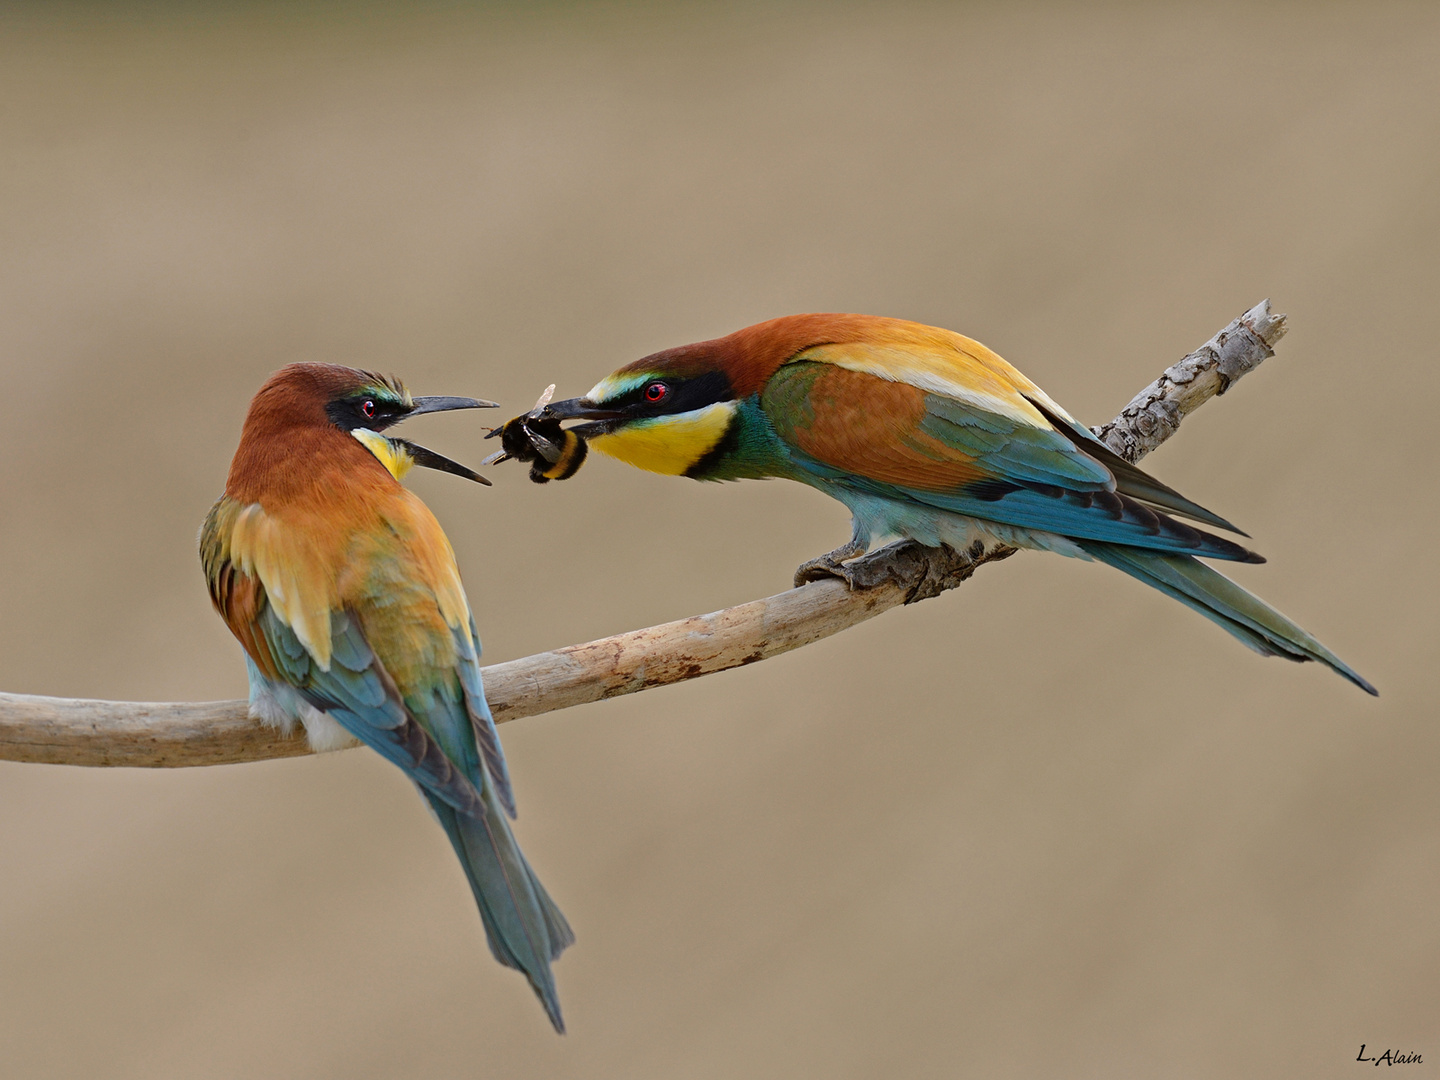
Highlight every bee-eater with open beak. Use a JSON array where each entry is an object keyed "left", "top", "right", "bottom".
[
  {"left": 199, "top": 363, "right": 574, "bottom": 1031},
  {"left": 537, "top": 313, "right": 1375, "bottom": 694}
]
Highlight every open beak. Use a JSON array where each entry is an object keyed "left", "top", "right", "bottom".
[
  {"left": 397, "top": 396, "right": 498, "bottom": 484},
  {"left": 540, "top": 396, "right": 628, "bottom": 436},
  {"left": 394, "top": 439, "right": 492, "bottom": 485},
  {"left": 407, "top": 395, "right": 500, "bottom": 416}
]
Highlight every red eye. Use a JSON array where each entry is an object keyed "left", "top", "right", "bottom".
[
  {"left": 361, "top": 399, "right": 377, "bottom": 419},
  {"left": 644, "top": 382, "right": 668, "bottom": 403}
]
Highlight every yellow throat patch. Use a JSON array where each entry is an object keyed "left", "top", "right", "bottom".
[
  {"left": 588, "top": 402, "right": 735, "bottom": 476},
  {"left": 351, "top": 429, "right": 414, "bottom": 480}
]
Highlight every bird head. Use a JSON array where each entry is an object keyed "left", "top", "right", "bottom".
[
  {"left": 228, "top": 363, "right": 497, "bottom": 497},
  {"left": 538, "top": 361, "right": 737, "bottom": 477},
  {"left": 536, "top": 313, "right": 834, "bottom": 477},
  {"left": 535, "top": 314, "right": 876, "bottom": 477}
]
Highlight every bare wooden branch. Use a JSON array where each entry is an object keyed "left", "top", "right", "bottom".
[
  {"left": 0, "top": 301, "right": 1287, "bottom": 768},
  {"left": 1091, "top": 299, "right": 1286, "bottom": 459}
]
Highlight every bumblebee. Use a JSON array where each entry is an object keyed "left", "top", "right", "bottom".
[{"left": 483, "top": 385, "right": 589, "bottom": 483}]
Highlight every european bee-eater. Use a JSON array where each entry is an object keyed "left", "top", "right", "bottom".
[
  {"left": 199, "top": 363, "right": 573, "bottom": 1031},
  {"left": 536, "top": 313, "right": 1375, "bottom": 694}
]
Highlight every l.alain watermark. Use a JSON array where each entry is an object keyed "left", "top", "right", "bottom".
[{"left": 1357, "top": 1045, "right": 1423, "bottom": 1067}]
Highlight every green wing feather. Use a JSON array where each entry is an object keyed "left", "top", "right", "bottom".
[
  {"left": 250, "top": 589, "right": 573, "bottom": 1030},
  {"left": 257, "top": 602, "right": 486, "bottom": 816},
  {"left": 762, "top": 362, "right": 1259, "bottom": 561}
]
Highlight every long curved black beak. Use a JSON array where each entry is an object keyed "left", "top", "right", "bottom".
[
  {"left": 394, "top": 439, "right": 491, "bottom": 486},
  {"left": 397, "top": 395, "right": 498, "bottom": 485},
  {"left": 540, "top": 397, "right": 629, "bottom": 435},
  {"left": 540, "top": 396, "right": 620, "bottom": 421},
  {"left": 408, "top": 395, "right": 500, "bottom": 416}
]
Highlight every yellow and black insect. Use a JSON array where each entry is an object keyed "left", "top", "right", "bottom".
[{"left": 483, "top": 385, "right": 588, "bottom": 483}]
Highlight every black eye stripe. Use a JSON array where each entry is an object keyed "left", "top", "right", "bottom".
[
  {"left": 612, "top": 369, "right": 734, "bottom": 415},
  {"left": 325, "top": 392, "right": 407, "bottom": 431}
]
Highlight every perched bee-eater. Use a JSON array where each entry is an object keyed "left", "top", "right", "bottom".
[
  {"left": 199, "top": 363, "right": 573, "bottom": 1031},
  {"left": 536, "top": 313, "right": 1374, "bottom": 694}
]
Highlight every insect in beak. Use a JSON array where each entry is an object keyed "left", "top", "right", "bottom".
[{"left": 484, "top": 385, "right": 590, "bottom": 483}]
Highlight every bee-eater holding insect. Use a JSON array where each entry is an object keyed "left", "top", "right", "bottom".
[
  {"left": 523, "top": 313, "right": 1374, "bottom": 694},
  {"left": 200, "top": 363, "right": 574, "bottom": 1031}
]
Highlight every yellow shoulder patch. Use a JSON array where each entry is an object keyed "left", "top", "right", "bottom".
[
  {"left": 795, "top": 330, "right": 1075, "bottom": 430},
  {"left": 227, "top": 502, "right": 340, "bottom": 669}
]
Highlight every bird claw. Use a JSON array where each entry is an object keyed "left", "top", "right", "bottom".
[
  {"left": 794, "top": 553, "right": 859, "bottom": 589},
  {"left": 793, "top": 536, "right": 869, "bottom": 588},
  {"left": 795, "top": 539, "right": 1014, "bottom": 602}
]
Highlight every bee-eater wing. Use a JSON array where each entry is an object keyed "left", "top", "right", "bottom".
[
  {"left": 454, "top": 614, "right": 515, "bottom": 817},
  {"left": 240, "top": 580, "right": 573, "bottom": 1030},
  {"left": 253, "top": 603, "right": 487, "bottom": 816},
  {"left": 1023, "top": 395, "right": 1245, "bottom": 534},
  {"left": 200, "top": 498, "right": 483, "bottom": 813},
  {"left": 762, "top": 361, "right": 1260, "bottom": 562}
]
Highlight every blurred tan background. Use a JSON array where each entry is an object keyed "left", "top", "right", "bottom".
[{"left": 1, "top": 3, "right": 1436, "bottom": 1077}]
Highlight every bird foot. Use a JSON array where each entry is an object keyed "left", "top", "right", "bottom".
[
  {"left": 795, "top": 539, "right": 1018, "bottom": 604},
  {"left": 793, "top": 538, "right": 868, "bottom": 588}
]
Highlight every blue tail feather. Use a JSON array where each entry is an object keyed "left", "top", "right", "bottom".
[
  {"left": 426, "top": 783, "right": 574, "bottom": 1033},
  {"left": 1078, "top": 541, "right": 1377, "bottom": 696}
]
